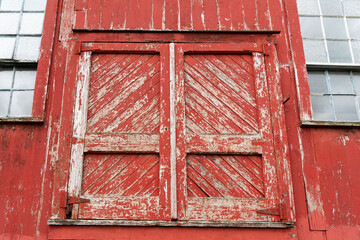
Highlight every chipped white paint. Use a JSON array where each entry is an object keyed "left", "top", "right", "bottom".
[
  {"left": 84, "top": 133, "right": 160, "bottom": 152},
  {"left": 68, "top": 51, "right": 91, "bottom": 197},
  {"left": 169, "top": 42, "right": 177, "bottom": 219}
]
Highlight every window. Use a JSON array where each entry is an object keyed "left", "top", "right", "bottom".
[
  {"left": 297, "top": 0, "right": 360, "bottom": 122},
  {"left": 51, "top": 39, "right": 294, "bottom": 227},
  {"left": 0, "top": 0, "right": 47, "bottom": 118}
]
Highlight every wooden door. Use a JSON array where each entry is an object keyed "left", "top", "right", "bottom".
[
  {"left": 67, "top": 41, "right": 294, "bottom": 223},
  {"left": 175, "top": 43, "right": 290, "bottom": 222},
  {"left": 68, "top": 43, "right": 171, "bottom": 220}
]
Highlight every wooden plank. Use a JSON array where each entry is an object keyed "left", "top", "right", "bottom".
[
  {"left": 217, "top": 0, "right": 232, "bottom": 30},
  {"left": 191, "top": 0, "right": 205, "bottom": 30},
  {"left": 68, "top": 52, "right": 91, "bottom": 200},
  {"left": 252, "top": 52, "right": 279, "bottom": 208},
  {"left": 186, "top": 198, "right": 276, "bottom": 222},
  {"left": 185, "top": 83, "right": 246, "bottom": 134},
  {"left": 179, "top": 0, "right": 192, "bottom": 30},
  {"left": 115, "top": 95, "right": 160, "bottom": 133},
  {"left": 82, "top": 154, "right": 136, "bottom": 195},
  {"left": 257, "top": 0, "right": 271, "bottom": 30},
  {"left": 203, "top": 0, "right": 218, "bottom": 30},
  {"left": 164, "top": 0, "right": 179, "bottom": 30},
  {"left": 208, "top": 155, "right": 264, "bottom": 198},
  {"left": 184, "top": 55, "right": 259, "bottom": 131},
  {"left": 180, "top": 43, "right": 263, "bottom": 53},
  {"left": 87, "top": 57, "right": 160, "bottom": 132},
  {"left": 229, "top": 0, "right": 244, "bottom": 30},
  {"left": 186, "top": 133, "right": 262, "bottom": 154},
  {"left": 87, "top": 0, "right": 101, "bottom": 29},
  {"left": 89, "top": 155, "right": 153, "bottom": 196},
  {"left": 158, "top": 44, "right": 172, "bottom": 220},
  {"left": 84, "top": 133, "right": 160, "bottom": 153},
  {"left": 48, "top": 219, "right": 294, "bottom": 228},
  {"left": 175, "top": 45, "right": 187, "bottom": 220},
  {"left": 188, "top": 155, "right": 251, "bottom": 198},
  {"left": 100, "top": 80, "right": 160, "bottom": 133},
  {"left": 78, "top": 197, "right": 160, "bottom": 220},
  {"left": 111, "top": 155, "right": 159, "bottom": 195},
  {"left": 123, "top": 165, "right": 159, "bottom": 197},
  {"left": 187, "top": 164, "right": 223, "bottom": 198},
  {"left": 242, "top": 0, "right": 258, "bottom": 30},
  {"left": 265, "top": 43, "right": 295, "bottom": 221}
]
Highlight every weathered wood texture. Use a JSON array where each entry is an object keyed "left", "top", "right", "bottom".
[
  {"left": 73, "top": 0, "right": 273, "bottom": 31},
  {"left": 1, "top": 0, "right": 360, "bottom": 239}
]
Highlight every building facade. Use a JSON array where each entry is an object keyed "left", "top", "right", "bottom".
[{"left": 1, "top": 0, "right": 359, "bottom": 239}]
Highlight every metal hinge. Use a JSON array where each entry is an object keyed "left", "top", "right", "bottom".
[
  {"left": 256, "top": 206, "right": 281, "bottom": 216},
  {"left": 68, "top": 196, "right": 90, "bottom": 204}
]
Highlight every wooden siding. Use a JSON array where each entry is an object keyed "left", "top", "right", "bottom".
[
  {"left": 1, "top": 0, "right": 360, "bottom": 239},
  {"left": 73, "top": 0, "right": 273, "bottom": 31}
]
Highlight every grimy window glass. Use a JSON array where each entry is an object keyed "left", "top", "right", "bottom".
[
  {"left": 0, "top": 0, "right": 46, "bottom": 117},
  {"left": 297, "top": 0, "right": 360, "bottom": 122}
]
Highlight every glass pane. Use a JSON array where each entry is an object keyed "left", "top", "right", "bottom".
[
  {"left": 0, "top": 13, "right": 20, "bottom": 34},
  {"left": 297, "top": 0, "right": 320, "bottom": 15},
  {"left": 323, "top": 17, "right": 347, "bottom": 39},
  {"left": 352, "top": 40, "right": 360, "bottom": 63},
  {"left": 13, "top": 67, "right": 37, "bottom": 89},
  {"left": 9, "top": 90, "right": 33, "bottom": 116},
  {"left": 353, "top": 72, "right": 360, "bottom": 94},
  {"left": 311, "top": 95, "right": 334, "bottom": 121},
  {"left": 333, "top": 96, "right": 359, "bottom": 121},
  {"left": 328, "top": 71, "right": 354, "bottom": 94},
  {"left": 0, "top": 37, "right": 16, "bottom": 59},
  {"left": 319, "top": 0, "right": 343, "bottom": 16},
  {"left": 14, "top": 36, "right": 41, "bottom": 61},
  {"left": 300, "top": 17, "right": 323, "bottom": 39},
  {"left": 308, "top": 71, "right": 328, "bottom": 94},
  {"left": 0, "top": 0, "right": 23, "bottom": 11},
  {"left": 24, "top": 0, "right": 47, "bottom": 11},
  {"left": 303, "top": 39, "right": 328, "bottom": 63},
  {"left": 0, "top": 67, "right": 14, "bottom": 89},
  {"left": 327, "top": 40, "right": 352, "bottom": 63},
  {"left": 343, "top": 0, "right": 360, "bottom": 17},
  {"left": 0, "top": 91, "right": 10, "bottom": 117},
  {"left": 347, "top": 18, "right": 360, "bottom": 39},
  {"left": 20, "top": 13, "right": 45, "bottom": 35}
]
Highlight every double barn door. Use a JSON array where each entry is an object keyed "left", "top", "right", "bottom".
[{"left": 67, "top": 42, "right": 293, "bottom": 223}]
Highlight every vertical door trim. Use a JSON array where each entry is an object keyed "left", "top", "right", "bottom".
[
  {"left": 169, "top": 43, "right": 177, "bottom": 220},
  {"left": 67, "top": 51, "right": 92, "bottom": 218}
]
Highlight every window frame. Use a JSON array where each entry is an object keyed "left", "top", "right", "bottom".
[
  {"left": 0, "top": 0, "right": 58, "bottom": 122},
  {"left": 293, "top": 0, "right": 360, "bottom": 126}
]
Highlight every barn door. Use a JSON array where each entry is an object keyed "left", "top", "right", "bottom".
[
  {"left": 175, "top": 43, "right": 288, "bottom": 222},
  {"left": 68, "top": 43, "right": 171, "bottom": 220},
  {"left": 67, "top": 41, "right": 293, "bottom": 223}
]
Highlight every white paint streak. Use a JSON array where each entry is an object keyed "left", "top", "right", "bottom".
[
  {"left": 68, "top": 52, "right": 91, "bottom": 197},
  {"left": 169, "top": 43, "right": 177, "bottom": 219}
]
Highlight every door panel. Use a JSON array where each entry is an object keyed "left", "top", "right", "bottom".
[
  {"left": 68, "top": 43, "right": 171, "bottom": 220},
  {"left": 176, "top": 44, "right": 282, "bottom": 222}
]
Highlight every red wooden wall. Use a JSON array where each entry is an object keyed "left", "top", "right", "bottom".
[{"left": 0, "top": 0, "right": 359, "bottom": 239}]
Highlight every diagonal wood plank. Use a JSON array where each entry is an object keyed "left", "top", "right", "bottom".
[{"left": 186, "top": 154, "right": 265, "bottom": 198}]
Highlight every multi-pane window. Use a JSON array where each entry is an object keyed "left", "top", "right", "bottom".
[
  {"left": 297, "top": 0, "right": 360, "bottom": 121},
  {"left": 0, "top": 0, "right": 46, "bottom": 117}
]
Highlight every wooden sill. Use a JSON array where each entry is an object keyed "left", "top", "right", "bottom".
[
  {"left": 0, "top": 117, "right": 44, "bottom": 123},
  {"left": 48, "top": 219, "right": 294, "bottom": 228},
  {"left": 301, "top": 120, "right": 360, "bottom": 127}
]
